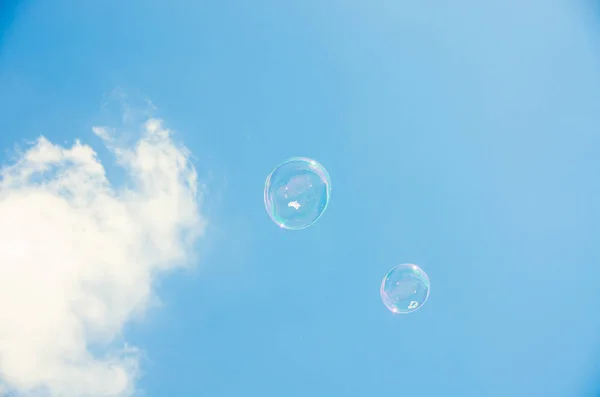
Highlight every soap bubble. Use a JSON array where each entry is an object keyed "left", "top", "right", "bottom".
[
  {"left": 380, "top": 264, "right": 430, "bottom": 314},
  {"left": 264, "top": 157, "right": 331, "bottom": 230}
]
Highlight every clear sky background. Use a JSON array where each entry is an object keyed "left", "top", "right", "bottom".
[{"left": 1, "top": 1, "right": 600, "bottom": 396}]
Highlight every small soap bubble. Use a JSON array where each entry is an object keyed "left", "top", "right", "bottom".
[
  {"left": 264, "top": 157, "right": 331, "bottom": 230},
  {"left": 380, "top": 264, "right": 430, "bottom": 314}
]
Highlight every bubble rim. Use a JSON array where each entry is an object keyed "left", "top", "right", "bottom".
[
  {"left": 380, "top": 263, "right": 431, "bottom": 314},
  {"left": 263, "top": 156, "right": 332, "bottom": 230}
]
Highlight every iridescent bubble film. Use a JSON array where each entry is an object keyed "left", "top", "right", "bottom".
[
  {"left": 264, "top": 157, "right": 331, "bottom": 230},
  {"left": 380, "top": 264, "right": 430, "bottom": 314}
]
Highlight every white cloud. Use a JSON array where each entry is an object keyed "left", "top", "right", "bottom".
[{"left": 0, "top": 119, "right": 205, "bottom": 397}]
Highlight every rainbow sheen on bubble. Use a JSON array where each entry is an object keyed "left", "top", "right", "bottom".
[
  {"left": 380, "top": 264, "right": 430, "bottom": 314},
  {"left": 264, "top": 157, "right": 331, "bottom": 230}
]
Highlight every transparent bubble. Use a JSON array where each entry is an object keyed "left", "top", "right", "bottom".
[
  {"left": 380, "top": 264, "right": 430, "bottom": 314},
  {"left": 264, "top": 157, "right": 331, "bottom": 230}
]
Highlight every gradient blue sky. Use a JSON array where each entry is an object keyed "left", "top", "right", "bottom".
[{"left": 1, "top": 0, "right": 600, "bottom": 396}]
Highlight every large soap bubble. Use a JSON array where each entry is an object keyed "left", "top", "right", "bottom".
[
  {"left": 380, "top": 264, "right": 430, "bottom": 314},
  {"left": 264, "top": 157, "right": 331, "bottom": 230}
]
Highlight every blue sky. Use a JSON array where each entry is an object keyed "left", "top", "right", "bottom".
[{"left": 1, "top": 0, "right": 600, "bottom": 396}]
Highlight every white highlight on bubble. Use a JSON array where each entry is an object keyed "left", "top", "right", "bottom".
[{"left": 288, "top": 201, "right": 301, "bottom": 210}]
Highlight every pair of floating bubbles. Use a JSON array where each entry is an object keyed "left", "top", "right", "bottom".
[{"left": 264, "top": 157, "right": 431, "bottom": 314}]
